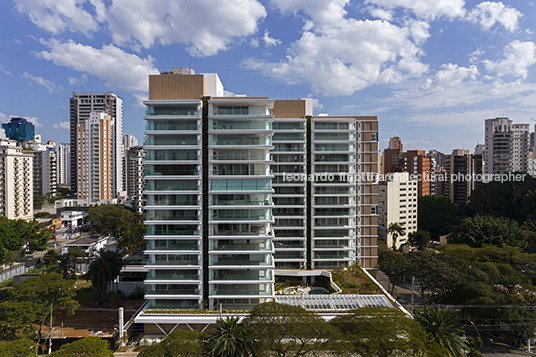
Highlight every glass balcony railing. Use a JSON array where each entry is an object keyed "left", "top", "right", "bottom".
[
  {"left": 145, "top": 135, "right": 198, "bottom": 146},
  {"left": 146, "top": 150, "right": 198, "bottom": 161},
  {"left": 274, "top": 230, "right": 305, "bottom": 238},
  {"left": 146, "top": 165, "right": 199, "bottom": 176},
  {"left": 314, "top": 123, "right": 353, "bottom": 130},
  {"left": 146, "top": 224, "right": 199, "bottom": 236},
  {"left": 145, "top": 120, "right": 198, "bottom": 131},
  {"left": 147, "top": 239, "right": 199, "bottom": 251},
  {"left": 210, "top": 285, "right": 273, "bottom": 296},
  {"left": 314, "top": 144, "right": 355, "bottom": 152},
  {"left": 146, "top": 270, "right": 200, "bottom": 281},
  {"left": 147, "top": 299, "right": 199, "bottom": 309},
  {"left": 275, "top": 251, "right": 305, "bottom": 259},
  {"left": 210, "top": 135, "right": 271, "bottom": 146},
  {"left": 272, "top": 133, "right": 305, "bottom": 141},
  {"left": 147, "top": 211, "right": 199, "bottom": 221},
  {"left": 273, "top": 122, "right": 305, "bottom": 130},
  {"left": 212, "top": 151, "right": 268, "bottom": 161},
  {"left": 212, "top": 163, "right": 269, "bottom": 176},
  {"left": 314, "top": 133, "right": 355, "bottom": 141},
  {"left": 211, "top": 270, "right": 272, "bottom": 281},
  {"left": 146, "top": 180, "right": 199, "bottom": 191},
  {"left": 314, "top": 154, "right": 355, "bottom": 163},
  {"left": 147, "top": 284, "right": 200, "bottom": 295},
  {"left": 313, "top": 208, "right": 354, "bottom": 217},
  {"left": 146, "top": 194, "right": 199, "bottom": 206},
  {"left": 211, "top": 179, "right": 271, "bottom": 191},
  {"left": 274, "top": 241, "right": 305, "bottom": 249},
  {"left": 314, "top": 251, "right": 354, "bottom": 260},
  {"left": 314, "top": 187, "right": 355, "bottom": 194},
  {"left": 210, "top": 255, "right": 272, "bottom": 266},
  {"left": 145, "top": 104, "right": 199, "bottom": 116},
  {"left": 211, "top": 210, "right": 272, "bottom": 221},
  {"left": 314, "top": 240, "right": 352, "bottom": 249},
  {"left": 313, "top": 230, "right": 353, "bottom": 238},
  {"left": 148, "top": 254, "right": 199, "bottom": 266},
  {"left": 210, "top": 240, "right": 272, "bottom": 251},
  {"left": 211, "top": 120, "right": 271, "bottom": 130}
]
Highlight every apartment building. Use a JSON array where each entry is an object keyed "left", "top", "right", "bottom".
[
  {"left": 378, "top": 173, "right": 418, "bottom": 249},
  {"left": 56, "top": 143, "right": 70, "bottom": 186},
  {"left": 76, "top": 112, "right": 113, "bottom": 203},
  {"left": 32, "top": 150, "right": 57, "bottom": 197},
  {"left": 126, "top": 146, "right": 145, "bottom": 214},
  {"left": 444, "top": 149, "right": 483, "bottom": 204},
  {"left": 143, "top": 68, "right": 379, "bottom": 311},
  {"left": 122, "top": 134, "right": 139, "bottom": 197},
  {"left": 70, "top": 92, "right": 123, "bottom": 198},
  {"left": 484, "top": 117, "right": 513, "bottom": 174},
  {"left": 0, "top": 140, "right": 33, "bottom": 220}
]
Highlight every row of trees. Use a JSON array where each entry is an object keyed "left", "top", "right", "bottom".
[
  {"left": 0, "top": 217, "right": 51, "bottom": 265},
  {"left": 139, "top": 302, "right": 481, "bottom": 357}
]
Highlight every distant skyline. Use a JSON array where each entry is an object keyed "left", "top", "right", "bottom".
[{"left": 1, "top": 0, "right": 536, "bottom": 153}]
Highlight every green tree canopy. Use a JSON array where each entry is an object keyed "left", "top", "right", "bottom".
[
  {"left": 418, "top": 195, "right": 462, "bottom": 238},
  {"left": 86, "top": 249, "right": 123, "bottom": 304},
  {"left": 448, "top": 214, "right": 528, "bottom": 249},
  {"left": 408, "top": 230, "right": 432, "bottom": 250},
  {"left": 331, "top": 306, "right": 444, "bottom": 356},
  {"left": 243, "top": 302, "right": 338, "bottom": 357},
  {"left": 87, "top": 204, "right": 140, "bottom": 238},
  {"left": 0, "top": 338, "right": 37, "bottom": 357},
  {"left": 49, "top": 336, "right": 113, "bottom": 357},
  {"left": 378, "top": 242, "right": 410, "bottom": 294},
  {"left": 119, "top": 222, "right": 147, "bottom": 255},
  {"left": 137, "top": 330, "right": 209, "bottom": 357},
  {"left": 208, "top": 316, "right": 250, "bottom": 357},
  {"left": 387, "top": 222, "right": 406, "bottom": 249},
  {"left": 0, "top": 217, "right": 52, "bottom": 262}
]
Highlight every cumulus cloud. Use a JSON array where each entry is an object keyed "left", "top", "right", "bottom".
[
  {"left": 0, "top": 64, "right": 11, "bottom": 75},
  {"left": 263, "top": 30, "right": 282, "bottom": 47},
  {"left": 243, "top": 18, "right": 428, "bottom": 96},
  {"left": 270, "top": 0, "right": 351, "bottom": 25},
  {"left": 53, "top": 121, "right": 70, "bottom": 131},
  {"left": 22, "top": 72, "right": 60, "bottom": 93},
  {"left": 484, "top": 40, "right": 536, "bottom": 79},
  {"left": 104, "top": 0, "right": 266, "bottom": 56},
  {"left": 68, "top": 73, "right": 89, "bottom": 85},
  {"left": 34, "top": 39, "right": 159, "bottom": 94},
  {"left": 23, "top": 116, "right": 44, "bottom": 128},
  {"left": 421, "top": 63, "right": 479, "bottom": 91},
  {"left": 365, "top": 0, "right": 466, "bottom": 20},
  {"left": 467, "top": 1, "right": 522, "bottom": 32},
  {"left": 13, "top": 0, "right": 98, "bottom": 36}
]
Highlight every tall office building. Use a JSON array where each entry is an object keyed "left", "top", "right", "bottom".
[
  {"left": 485, "top": 117, "right": 512, "bottom": 174},
  {"left": 143, "top": 68, "right": 379, "bottom": 311},
  {"left": 445, "top": 149, "right": 483, "bottom": 204},
  {"left": 56, "top": 143, "right": 70, "bottom": 186},
  {"left": 70, "top": 92, "right": 123, "bottom": 198},
  {"left": 0, "top": 140, "right": 33, "bottom": 220},
  {"left": 126, "top": 146, "right": 145, "bottom": 213},
  {"left": 2, "top": 118, "right": 35, "bottom": 143},
  {"left": 123, "top": 134, "right": 139, "bottom": 197},
  {"left": 76, "top": 112, "right": 113, "bottom": 203}
]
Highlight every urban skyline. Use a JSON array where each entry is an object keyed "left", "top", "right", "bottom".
[{"left": 1, "top": 0, "right": 536, "bottom": 154}]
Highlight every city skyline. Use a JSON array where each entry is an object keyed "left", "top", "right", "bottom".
[{"left": 1, "top": 0, "right": 536, "bottom": 153}]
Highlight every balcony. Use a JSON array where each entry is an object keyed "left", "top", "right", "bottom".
[
  {"left": 145, "top": 135, "right": 199, "bottom": 146},
  {"left": 211, "top": 151, "right": 269, "bottom": 161},
  {"left": 210, "top": 120, "right": 271, "bottom": 130},
  {"left": 210, "top": 255, "right": 273, "bottom": 267},
  {"left": 146, "top": 150, "right": 198, "bottom": 162},
  {"left": 147, "top": 284, "right": 200, "bottom": 295},
  {"left": 145, "top": 120, "right": 199, "bottom": 131},
  {"left": 211, "top": 209, "right": 272, "bottom": 222},
  {"left": 147, "top": 240, "right": 200, "bottom": 251},
  {"left": 211, "top": 179, "right": 271, "bottom": 192},
  {"left": 145, "top": 104, "right": 200, "bottom": 116},
  {"left": 210, "top": 240, "right": 272, "bottom": 252},
  {"left": 211, "top": 270, "right": 272, "bottom": 281},
  {"left": 147, "top": 255, "right": 200, "bottom": 266},
  {"left": 145, "top": 225, "right": 199, "bottom": 237},
  {"left": 146, "top": 270, "right": 200, "bottom": 281},
  {"left": 210, "top": 284, "right": 272, "bottom": 296}
]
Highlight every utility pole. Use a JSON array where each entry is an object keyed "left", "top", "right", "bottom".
[{"left": 49, "top": 303, "right": 52, "bottom": 354}]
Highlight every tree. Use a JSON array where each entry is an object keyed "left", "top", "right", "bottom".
[
  {"left": 0, "top": 300, "right": 39, "bottom": 340},
  {"left": 86, "top": 249, "right": 123, "bottom": 304},
  {"left": 43, "top": 249, "right": 59, "bottom": 267},
  {"left": 387, "top": 222, "right": 406, "bottom": 250},
  {"left": 415, "top": 307, "right": 468, "bottom": 357},
  {"left": 209, "top": 316, "right": 250, "bottom": 357},
  {"left": 418, "top": 195, "right": 461, "bottom": 238},
  {"left": 378, "top": 243, "right": 410, "bottom": 294},
  {"left": 87, "top": 204, "right": 140, "bottom": 238},
  {"left": 0, "top": 338, "right": 37, "bottom": 357},
  {"left": 119, "top": 222, "right": 147, "bottom": 255},
  {"left": 6, "top": 273, "right": 79, "bottom": 349},
  {"left": 330, "top": 306, "right": 444, "bottom": 356},
  {"left": 408, "top": 230, "right": 431, "bottom": 250},
  {"left": 138, "top": 330, "right": 210, "bottom": 357},
  {"left": 448, "top": 214, "right": 528, "bottom": 249},
  {"left": 49, "top": 336, "right": 113, "bottom": 356},
  {"left": 243, "top": 302, "right": 338, "bottom": 357}
]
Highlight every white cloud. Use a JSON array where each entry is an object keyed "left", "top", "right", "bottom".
[
  {"left": 311, "top": 98, "right": 324, "bottom": 110},
  {"left": 250, "top": 38, "right": 259, "bottom": 48},
  {"left": 469, "top": 48, "right": 484, "bottom": 64},
  {"left": 367, "top": 7, "right": 393, "bottom": 21},
  {"left": 23, "top": 116, "right": 44, "bottom": 128},
  {"left": 0, "top": 64, "right": 11, "bottom": 75},
  {"left": 263, "top": 30, "right": 282, "bottom": 47},
  {"left": 53, "top": 121, "right": 70, "bottom": 131},
  {"left": 484, "top": 40, "right": 536, "bottom": 79},
  {"left": 22, "top": 72, "right": 60, "bottom": 93},
  {"left": 68, "top": 73, "right": 88, "bottom": 85},
  {"left": 104, "top": 0, "right": 267, "bottom": 56},
  {"left": 407, "top": 19, "right": 431, "bottom": 46},
  {"left": 0, "top": 113, "right": 9, "bottom": 123},
  {"left": 13, "top": 0, "right": 98, "bottom": 36},
  {"left": 421, "top": 63, "right": 479, "bottom": 91},
  {"left": 243, "top": 18, "right": 428, "bottom": 96},
  {"left": 270, "top": 0, "right": 350, "bottom": 25},
  {"left": 467, "top": 2, "right": 522, "bottom": 32},
  {"left": 34, "top": 39, "right": 159, "bottom": 94},
  {"left": 364, "top": 0, "right": 466, "bottom": 20}
]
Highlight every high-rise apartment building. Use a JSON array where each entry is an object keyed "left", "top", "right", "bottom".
[
  {"left": 402, "top": 150, "right": 434, "bottom": 197},
  {"left": 143, "top": 68, "right": 379, "bottom": 311},
  {"left": 445, "top": 149, "right": 483, "bottom": 204},
  {"left": 2, "top": 118, "right": 35, "bottom": 143},
  {"left": 122, "top": 134, "right": 139, "bottom": 197},
  {"left": 76, "top": 112, "right": 113, "bottom": 203},
  {"left": 32, "top": 150, "right": 57, "bottom": 197},
  {"left": 512, "top": 123, "right": 529, "bottom": 173},
  {"left": 56, "top": 143, "right": 70, "bottom": 186},
  {"left": 126, "top": 146, "right": 145, "bottom": 214},
  {"left": 0, "top": 140, "right": 33, "bottom": 220},
  {"left": 70, "top": 92, "right": 123, "bottom": 198},
  {"left": 378, "top": 173, "right": 418, "bottom": 249}
]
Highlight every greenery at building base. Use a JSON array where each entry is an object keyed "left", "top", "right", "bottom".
[
  {"left": 330, "top": 264, "right": 382, "bottom": 294},
  {"left": 86, "top": 249, "right": 123, "bottom": 305},
  {"left": 0, "top": 216, "right": 52, "bottom": 264},
  {"left": 138, "top": 302, "right": 474, "bottom": 357}
]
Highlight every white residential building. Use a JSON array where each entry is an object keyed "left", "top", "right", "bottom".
[
  {"left": 56, "top": 143, "right": 70, "bottom": 186},
  {"left": 484, "top": 117, "right": 530, "bottom": 174},
  {"left": 378, "top": 172, "right": 418, "bottom": 249},
  {"left": 0, "top": 140, "right": 33, "bottom": 220}
]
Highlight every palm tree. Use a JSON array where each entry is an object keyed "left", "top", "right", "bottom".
[
  {"left": 209, "top": 316, "right": 250, "bottom": 357},
  {"left": 415, "top": 307, "right": 468, "bottom": 357},
  {"left": 86, "top": 249, "right": 123, "bottom": 304},
  {"left": 387, "top": 222, "right": 406, "bottom": 250}
]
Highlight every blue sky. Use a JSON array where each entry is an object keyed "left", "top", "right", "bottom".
[{"left": 1, "top": 0, "right": 536, "bottom": 154}]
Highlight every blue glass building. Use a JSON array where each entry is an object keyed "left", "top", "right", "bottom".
[{"left": 2, "top": 117, "right": 35, "bottom": 142}]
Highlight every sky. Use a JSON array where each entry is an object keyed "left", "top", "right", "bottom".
[{"left": 1, "top": 0, "right": 536, "bottom": 154}]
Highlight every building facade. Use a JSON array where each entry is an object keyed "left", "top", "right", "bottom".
[
  {"left": 56, "top": 143, "right": 70, "bottom": 186},
  {"left": 2, "top": 118, "right": 35, "bottom": 143},
  {"left": 0, "top": 140, "right": 33, "bottom": 220},
  {"left": 70, "top": 92, "right": 123, "bottom": 198},
  {"left": 378, "top": 172, "right": 418, "bottom": 249},
  {"left": 444, "top": 149, "right": 483, "bottom": 204},
  {"left": 126, "top": 146, "right": 145, "bottom": 214},
  {"left": 143, "top": 68, "right": 379, "bottom": 311},
  {"left": 32, "top": 150, "right": 57, "bottom": 197}
]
